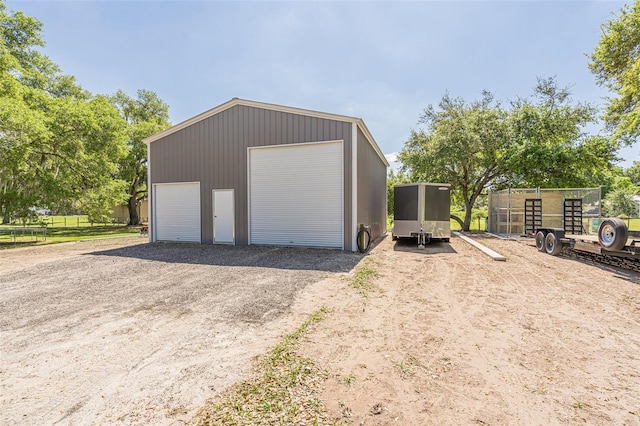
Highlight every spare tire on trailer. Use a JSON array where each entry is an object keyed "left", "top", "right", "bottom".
[
  {"left": 544, "top": 232, "right": 562, "bottom": 256},
  {"left": 598, "top": 218, "right": 628, "bottom": 251},
  {"left": 535, "top": 231, "right": 546, "bottom": 252}
]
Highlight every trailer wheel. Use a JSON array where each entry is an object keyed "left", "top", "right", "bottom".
[
  {"left": 597, "top": 218, "right": 628, "bottom": 251},
  {"left": 535, "top": 231, "right": 546, "bottom": 252},
  {"left": 544, "top": 232, "right": 562, "bottom": 256}
]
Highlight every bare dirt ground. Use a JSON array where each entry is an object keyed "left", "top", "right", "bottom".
[
  {"left": 2, "top": 234, "right": 640, "bottom": 425},
  {"left": 0, "top": 237, "right": 359, "bottom": 425},
  {"left": 297, "top": 234, "right": 640, "bottom": 425}
]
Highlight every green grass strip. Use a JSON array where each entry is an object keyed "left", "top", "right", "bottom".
[
  {"left": 349, "top": 261, "right": 378, "bottom": 297},
  {"left": 194, "top": 307, "right": 335, "bottom": 426},
  {"left": 0, "top": 226, "right": 140, "bottom": 249}
]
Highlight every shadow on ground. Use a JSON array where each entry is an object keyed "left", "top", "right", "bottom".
[
  {"left": 393, "top": 238, "right": 457, "bottom": 254},
  {"left": 87, "top": 241, "right": 363, "bottom": 273}
]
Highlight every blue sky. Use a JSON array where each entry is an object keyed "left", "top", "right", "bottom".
[{"left": 8, "top": 0, "right": 638, "bottom": 168}]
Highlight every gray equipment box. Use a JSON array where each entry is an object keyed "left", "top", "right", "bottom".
[{"left": 392, "top": 183, "right": 451, "bottom": 244}]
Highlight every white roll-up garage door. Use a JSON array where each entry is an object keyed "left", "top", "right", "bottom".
[
  {"left": 153, "top": 182, "right": 201, "bottom": 242},
  {"left": 249, "top": 141, "right": 343, "bottom": 248}
]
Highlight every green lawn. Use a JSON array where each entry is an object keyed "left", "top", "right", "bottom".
[
  {"left": 4, "top": 215, "right": 134, "bottom": 228},
  {"left": 623, "top": 217, "right": 640, "bottom": 231},
  {"left": 388, "top": 216, "right": 638, "bottom": 233},
  {"left": 0, "top": 225, "right": 141, "bottom": 249}
]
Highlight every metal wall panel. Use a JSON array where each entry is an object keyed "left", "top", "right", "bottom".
[
  {"left": 356, "top": 128, "right": 388, "bottom": 240},
  {"left": 149, "top": 105, "right": 353, "bottom": 248}
]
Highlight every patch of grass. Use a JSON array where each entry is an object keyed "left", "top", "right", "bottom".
[
  {"left": 349, "top": 261, "right": 378, "bottom": 297},
  {"left": 392, "top": 354, "right": 422, "bottom": 379},
  {"left": 0, "top": 226, "right": 140, "bottom": 249},
  {"left": 573, "top": 400, "right": 590, "bottom": 409},
  {"left": 343, "top": 373, "right": 356, "bottom": 387},
  {"left": 194, "top": 307, "right": 334, "bottom": 425}
]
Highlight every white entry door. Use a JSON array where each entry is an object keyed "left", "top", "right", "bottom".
[{"left": 213, "top": 189, "right": 234, "bottom": 244}]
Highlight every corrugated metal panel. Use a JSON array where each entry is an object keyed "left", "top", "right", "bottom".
[
  {"left": 149, "top": 104, "right": 353, "bottom": 247},
  {"left": 249, "top": 141, "right": 343, "bottom": 248},
  {"left": 357, "top": 128, "right": 388, "bottom": 240},
  {"left": 154, "top": 183, "right": 201, "bottom": 242}
]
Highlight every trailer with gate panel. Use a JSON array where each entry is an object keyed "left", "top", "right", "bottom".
[
  {"left": 488, "top": 187, "right": 638, "bottom": 271},
  {"left": 392, "top": 182, "right": 451, "bottom": 245}
]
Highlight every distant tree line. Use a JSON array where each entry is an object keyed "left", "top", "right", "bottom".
[{"left": 0, "top": 1, "right": 170, "bottom": 225}]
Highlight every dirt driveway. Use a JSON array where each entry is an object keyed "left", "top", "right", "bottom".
[
  {"left": 298, "top": 234, "right": 640, "bottom": 425},
  {"left": 0, "top": 237, "right": 360, "bottom": 425},
  {"left": 2, "top": 234, "right": 640, "bottom": 425}
]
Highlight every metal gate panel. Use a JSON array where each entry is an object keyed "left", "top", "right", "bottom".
[{"left": 524, "top": 198, "right": 542, "bottom": 235}]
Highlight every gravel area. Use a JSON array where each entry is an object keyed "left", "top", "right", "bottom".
[{"left": 0, "top": 237, "right": 361, "bottom": 425}]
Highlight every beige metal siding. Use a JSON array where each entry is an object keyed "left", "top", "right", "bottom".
[
  {"left": 357, "top": 128, "right": 388, "bottom": 240},
  {"left": 149, "top": 105, "right": 354, "bottom": 249}
]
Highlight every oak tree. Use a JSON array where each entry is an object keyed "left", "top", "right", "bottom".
[{"left": 0, "top": 1, "right": 128, "bottom": 223}]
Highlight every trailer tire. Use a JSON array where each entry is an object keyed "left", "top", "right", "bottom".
[
  {"left": 598, "top": 218, "right": 628, "bottom": 251},
  {"left": 535, "top": 231, "right": 546, "bottom": 252},
  {"left": 545, "top": 232, "right": 562, "bottom": 256}
]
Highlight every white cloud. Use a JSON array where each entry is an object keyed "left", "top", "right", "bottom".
[{"left": 385, "top": 152, "right": 401, "bottom": 172}]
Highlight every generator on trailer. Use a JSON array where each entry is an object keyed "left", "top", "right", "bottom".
[{"left": 392, "top": 182, "right": 451, "bottom": 246}]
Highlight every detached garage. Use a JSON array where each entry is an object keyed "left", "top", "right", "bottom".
[{"left": 144, "top": 98, "right": 388, "bottom": 252}]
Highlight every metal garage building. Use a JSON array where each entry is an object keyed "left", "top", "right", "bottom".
[{"left": 144, "top": 98, "right": 388, "bottom": 251}]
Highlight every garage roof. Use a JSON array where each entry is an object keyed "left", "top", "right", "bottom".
[{"left": 143, "top": 97, "right": 389, "bottom": 167}]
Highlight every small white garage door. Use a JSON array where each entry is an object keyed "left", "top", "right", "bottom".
[
  {"left": 153, "top": 182, "right": 201, "bottom": 242},
  {"left": 249, "top": 141, "right": 343, "bottom": 248}
]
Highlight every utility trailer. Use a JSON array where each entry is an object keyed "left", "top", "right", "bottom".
[
  {"left": 534, "top": 218, "right": 640, "bottom": 272},
  {"left": 392, "top": 182, "right": 451, "bottom": 246}
]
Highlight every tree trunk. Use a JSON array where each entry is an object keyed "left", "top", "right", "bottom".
[
  {"left": 462, "top": 207, "right": 473, "bottom": 231},
  {"left": 0, "top": 204, "right": 9, "bottom": 224},
  {"left": 128, "top": 196, "right": 140, "bottom": 226}
]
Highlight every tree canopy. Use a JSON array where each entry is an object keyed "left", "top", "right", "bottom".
[
  {"left": 625, "top": 161, "right": 640, "bottom": 186},
  {"left": 589, "top": 0, "right": 640, "bottom": 145},
  {"left": 0, "top": 1, "right": 129, "bottom": 223},
  {"left": 507, "top": 78, "right": 618, "bottom": 188}
]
